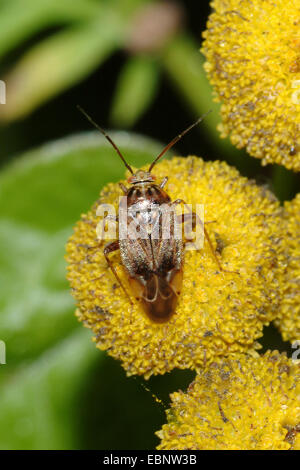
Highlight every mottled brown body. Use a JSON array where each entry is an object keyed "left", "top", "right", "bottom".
[
  {"left": 78, "top": 105, "right": 212, "bottom": 323},
  {"left": 118, "top": 177, "right": 184, "bottom": 323}
]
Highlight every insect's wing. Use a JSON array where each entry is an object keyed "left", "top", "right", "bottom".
[
  {"left": 120, "top": 204, "right": 184, "bottom": 323},
  {"left": 144, "top": 273, "right": 159, "bottom": 302},
  {"left": 120, "top": 237, "right": 154, "bottom": 277},
  {"left": 129, "top": 269, "right": 183, "bottom": 324},
  {"left": 150, "top": 207, "right": 183, "bottom": 272},
  {"left": 151, "top": 237, "right": 183, "bottom": 273}
]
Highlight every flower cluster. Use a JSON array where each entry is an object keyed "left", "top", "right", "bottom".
[
  {"left": 66, "top": 157, "right": 287, "bottom": 378},
  {"left": 201, "top": 0, "right": 300, "bottom": 171},
  {"left": 156, "top": 351, "right": 300, "bottom": 450},
  {"left": 66, "top": 0, "right": 300, "bottom": 450},
  {"left": 276, "top": 193, "right": 300, "bottom": 342}
]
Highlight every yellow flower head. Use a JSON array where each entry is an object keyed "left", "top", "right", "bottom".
[
  {"left": 66, "top": 156, "right": 286, "bottom": 378},
  {"left": 275, "top": 193, "right": 300, "bottom": 342},
  {"left": 202, "top": 0, "right": 300, "bottom": 171},
  {"left": 157, "top": 351, "right": 300, "bottom": 450}
]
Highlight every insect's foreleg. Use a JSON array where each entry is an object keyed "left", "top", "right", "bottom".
[
  {"left": 119, "top": 183, "right": 128, "bottom": 194},
  {"left": 104, "top": 241, "right": 133, "bottom": 304}
]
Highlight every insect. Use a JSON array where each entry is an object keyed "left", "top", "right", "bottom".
[{"left": 78, "top": 106, "right": 230, "bottom": 324}]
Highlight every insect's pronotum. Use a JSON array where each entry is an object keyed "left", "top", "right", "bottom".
[{"left": 78, "top": 107, "right": 234, "bottom": 324}]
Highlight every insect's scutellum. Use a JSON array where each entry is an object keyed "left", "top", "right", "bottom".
[{"left": 77, "top": 107, "right": 233, "bottom": 324}]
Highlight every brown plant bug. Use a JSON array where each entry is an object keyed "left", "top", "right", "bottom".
[{"left": 78, "top": 106, "right": 232, "bottom": 324}]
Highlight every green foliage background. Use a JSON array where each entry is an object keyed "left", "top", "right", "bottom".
[{"left": 0, "top": 0, "right": 298, "bottom": 449}]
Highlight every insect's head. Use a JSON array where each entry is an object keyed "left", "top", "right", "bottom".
[{"left": 128, "top": 170, "right": 156, "bottom": 185}]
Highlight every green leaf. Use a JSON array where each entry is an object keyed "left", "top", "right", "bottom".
[
  {"left": 0, "top": 16, "right": 122, "bottom": 122},
  {"left": 0, "top": 131, "right": 164, "bottom": 449},
  {"left": 0, "top": 0, "right": 151, "bottom": 121},
  {"left": 110, "top": 55, "right": 160, "bottom": 128},
  {"left": 0, "top": 0, "right": 101, "bottom": 60},
  {"left": 0, "top": 330, "right": 97, "bottom": 450}
]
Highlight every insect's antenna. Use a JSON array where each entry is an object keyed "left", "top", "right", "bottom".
[
  {"left": 148, "top": 109, "right": 212, "bottom": 172},
  {"left": 77, "top": 105, "right": 134, "bottom": 174}
]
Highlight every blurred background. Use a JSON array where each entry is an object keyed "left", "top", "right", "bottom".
[{"left": 0, "top": 0, "right": 299, "bottom": 450}]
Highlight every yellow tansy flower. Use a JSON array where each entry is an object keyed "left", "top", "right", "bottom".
[
  {"left": 66, "top": 157, "right": 286, "bottom": 378},
  {"left": 275, "top": 193, "right": 300, "bottom": 342},
  {"left": 157, "top": 351, "right": 300, "bottom": 450},
  {"left": 202, "top": 0, "right": 300, "bottom": 171}
]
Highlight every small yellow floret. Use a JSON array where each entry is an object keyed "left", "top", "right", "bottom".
[
  {"left": 157, "top": 351, "right": 300, "bottom": 450},
  {"left": 66, "top": 157, "right": 286, "bottom": 378},
  {"left": 202, "top": 0, "right": 300, "bottom": 171}
]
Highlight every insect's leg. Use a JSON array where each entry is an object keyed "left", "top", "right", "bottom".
[
  {"left": 119, "top": 183, "right": 128, "bottom": 194},
  {"left": 176, "top": 212, "right": 197, "bottom": 230},
  {"left": 202, "top": 226, "right": 225, "bottom": 271},
  {"left": 203, "top": 225, "right": 239, "bottom": 274},
  {"left": 173, "top": 200, "right": 238, "bottom": 274},
  {"left": 104, "top": 241, "right": 133, "bottom": 304},
  {"left": 175, "top": 212, "right": 200, "bottom": 251},
  {"left": 172, "top": 199, "right": 197, "bottom": 230},
  {"left": 171, "top": 199, "right": 198, "bottom": 223},
  {"left": 160, "top": 176, "right": 168, "bottom": 189},
  {"left": 172, "top": 198, "right": 216, "bottom": 226},
  {"left": 175, "top": 213, "right": 216, "bottom": 230},
  {"left": 171, "top": 198, "right": 186, "bottom": 208}
]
